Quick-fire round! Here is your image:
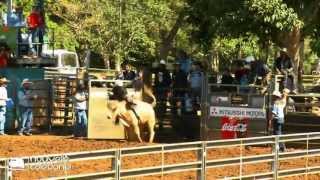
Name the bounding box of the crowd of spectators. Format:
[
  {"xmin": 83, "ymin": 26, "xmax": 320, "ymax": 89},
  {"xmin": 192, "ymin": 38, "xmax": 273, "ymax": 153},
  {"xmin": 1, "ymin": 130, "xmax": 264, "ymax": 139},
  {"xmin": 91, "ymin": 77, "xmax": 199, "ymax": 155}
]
[{"xmin": 220, "ymin": 48, "xmax": 297, "ymax": 94}]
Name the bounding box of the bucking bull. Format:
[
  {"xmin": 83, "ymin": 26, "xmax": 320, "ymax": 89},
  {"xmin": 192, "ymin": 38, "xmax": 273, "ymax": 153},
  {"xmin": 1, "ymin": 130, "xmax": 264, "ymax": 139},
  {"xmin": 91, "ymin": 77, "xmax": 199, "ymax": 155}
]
[{"xmin": 106, "ymin": 99, "xmax": 156, "ymax": 143}]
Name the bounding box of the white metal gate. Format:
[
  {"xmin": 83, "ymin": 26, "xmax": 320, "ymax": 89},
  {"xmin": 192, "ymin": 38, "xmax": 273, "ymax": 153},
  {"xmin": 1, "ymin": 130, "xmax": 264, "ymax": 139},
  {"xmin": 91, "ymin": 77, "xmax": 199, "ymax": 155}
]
[{"xmin": 1, "ymin": 132, "xmax": 320, "ymax": 179}]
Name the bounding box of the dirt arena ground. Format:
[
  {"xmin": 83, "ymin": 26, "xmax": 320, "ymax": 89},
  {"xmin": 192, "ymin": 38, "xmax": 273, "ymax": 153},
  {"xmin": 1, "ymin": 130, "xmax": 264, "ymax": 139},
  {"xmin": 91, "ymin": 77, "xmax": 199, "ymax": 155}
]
[{"xmin": 1, "ymin": 135, "xmax": 320, "ymax": 180}]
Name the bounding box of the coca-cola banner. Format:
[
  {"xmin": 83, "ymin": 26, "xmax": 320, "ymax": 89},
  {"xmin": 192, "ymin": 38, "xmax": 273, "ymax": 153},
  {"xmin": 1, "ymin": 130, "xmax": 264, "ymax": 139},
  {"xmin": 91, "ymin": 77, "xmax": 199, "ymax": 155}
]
[
  {"xmin": 210, "ymin": 106, "xmax": 266, "ymax": 119},
  {"xmin": 221, "ymin": 116, "xmax": 237, "ymax": 139},
  {"xmin": 221, "ymin": 116, "xmax": 249, "ymax": 139}
]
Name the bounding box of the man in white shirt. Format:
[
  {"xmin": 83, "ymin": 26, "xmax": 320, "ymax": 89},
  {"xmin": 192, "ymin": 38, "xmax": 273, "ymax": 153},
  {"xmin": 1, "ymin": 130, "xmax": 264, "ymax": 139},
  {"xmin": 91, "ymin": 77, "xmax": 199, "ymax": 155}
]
[
  {"xmin": 18, "ymin": 79, "xmax": 37, "ymax": 136},
  {"xmin": 0, "ymin": 77, "xmax": 9, "ymax": 135},
  {"xmin": 73, "ymin": 83, "xmax": 88, "ymax": 137}
]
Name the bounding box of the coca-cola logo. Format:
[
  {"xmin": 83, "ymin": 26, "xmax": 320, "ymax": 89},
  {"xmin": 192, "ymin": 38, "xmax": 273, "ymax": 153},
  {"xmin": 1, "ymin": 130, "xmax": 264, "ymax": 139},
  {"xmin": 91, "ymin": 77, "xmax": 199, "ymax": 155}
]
[
  {"xmin": 221, "ymin": 123, "xmax": 237, "ymax": 131},
  {"xmin": 221, "ymin": 123, "xmax": 247, "ymax": 132}
]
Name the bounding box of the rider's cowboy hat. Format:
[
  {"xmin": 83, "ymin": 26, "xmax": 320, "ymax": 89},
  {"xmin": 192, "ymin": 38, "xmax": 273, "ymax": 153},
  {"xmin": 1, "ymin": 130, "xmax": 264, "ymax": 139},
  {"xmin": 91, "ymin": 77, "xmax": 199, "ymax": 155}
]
[{"xmin": 0, "ymin": 77, "xmax": 10, "ymax": 83}]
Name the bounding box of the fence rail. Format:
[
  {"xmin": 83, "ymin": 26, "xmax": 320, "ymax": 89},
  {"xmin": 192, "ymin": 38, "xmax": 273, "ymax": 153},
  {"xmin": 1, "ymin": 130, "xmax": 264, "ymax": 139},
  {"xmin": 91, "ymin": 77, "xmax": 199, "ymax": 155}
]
[{"xmin": 2, "ymin": 132, "xmax": 320, "ymax": 180}]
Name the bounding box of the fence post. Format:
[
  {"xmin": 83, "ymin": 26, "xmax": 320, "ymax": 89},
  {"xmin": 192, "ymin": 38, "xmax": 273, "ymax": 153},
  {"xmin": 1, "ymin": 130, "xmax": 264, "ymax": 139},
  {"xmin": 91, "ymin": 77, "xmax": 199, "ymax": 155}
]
[
  {"xmin": 0, "ymin": 161, "xmax": 4, "ymax": 180},
  {"xmin": 305, "ymin": 134, "xmax": 310, "ymax": 179},
  {"xmin": 197, "ymin": 141, "xmax": 206, "ymax": 180},
  {"xmin": 239, "ymin": 140, "xmax": 243, "ymax": 179},
  {"xmin": 112, "ymin": 149, "xmax": 121, "ymax": 180},
  {"xmin": 200, "ymin": 75, "xmax": 208, "ymax": 141},
  {"xmin": 2, "ymin": 159, "xmax": 12, "ymax": 180},
  {"xmin": 272, "ymin": 135, "xmax": 279, "ymax": 180}
]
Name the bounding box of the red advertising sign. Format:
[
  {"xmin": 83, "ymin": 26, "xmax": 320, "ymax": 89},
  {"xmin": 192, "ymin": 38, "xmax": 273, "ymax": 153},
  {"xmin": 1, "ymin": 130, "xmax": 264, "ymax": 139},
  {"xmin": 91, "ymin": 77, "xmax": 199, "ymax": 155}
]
[{"xmin": 221, "ymin": 116, "xmax": 249, "ymax": 139}]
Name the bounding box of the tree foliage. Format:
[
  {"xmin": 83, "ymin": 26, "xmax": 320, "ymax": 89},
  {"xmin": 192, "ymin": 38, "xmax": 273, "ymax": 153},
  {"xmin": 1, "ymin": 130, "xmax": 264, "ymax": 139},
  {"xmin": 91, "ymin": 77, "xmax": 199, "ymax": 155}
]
[
  {"xmin": 45, "ymin": 0, "xmax": 188, "ymax": 67},
  {"xmin": 3, "ymin": 0, "xmax": 319, "ymax": 70}
]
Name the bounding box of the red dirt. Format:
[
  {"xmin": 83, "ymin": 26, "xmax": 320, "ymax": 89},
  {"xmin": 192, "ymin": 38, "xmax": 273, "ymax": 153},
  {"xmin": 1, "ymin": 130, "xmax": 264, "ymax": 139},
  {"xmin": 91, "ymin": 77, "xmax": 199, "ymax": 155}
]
[{"xmin": 0, "ymin": 135, "xmax": 320, "ymax": 180}]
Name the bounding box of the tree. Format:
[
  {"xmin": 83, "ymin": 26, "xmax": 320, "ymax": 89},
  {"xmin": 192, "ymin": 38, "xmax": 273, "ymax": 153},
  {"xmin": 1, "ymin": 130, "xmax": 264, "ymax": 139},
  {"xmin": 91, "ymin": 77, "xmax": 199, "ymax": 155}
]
[{"xmin": 187, "ymin": 0, "xmax": 320, "ymax": 79}]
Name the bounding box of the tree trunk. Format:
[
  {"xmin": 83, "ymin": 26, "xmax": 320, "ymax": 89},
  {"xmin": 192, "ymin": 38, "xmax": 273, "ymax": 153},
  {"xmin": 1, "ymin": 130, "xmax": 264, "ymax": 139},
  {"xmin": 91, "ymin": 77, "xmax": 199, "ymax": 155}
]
[
  {"xmin": 159, "ymin": 12, "xmax": 185, "ymax": 60},
  {"xmin": 281, "ymin": 27, "xmax": 303, "ymax": 91}
]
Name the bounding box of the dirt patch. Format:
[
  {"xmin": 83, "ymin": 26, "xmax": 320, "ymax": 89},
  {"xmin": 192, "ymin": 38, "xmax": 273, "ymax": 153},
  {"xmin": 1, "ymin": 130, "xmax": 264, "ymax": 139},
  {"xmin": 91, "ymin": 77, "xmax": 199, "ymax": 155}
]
[{"xmin": 1, "ymin": 135, "xmax": 320, "ymax": 179}]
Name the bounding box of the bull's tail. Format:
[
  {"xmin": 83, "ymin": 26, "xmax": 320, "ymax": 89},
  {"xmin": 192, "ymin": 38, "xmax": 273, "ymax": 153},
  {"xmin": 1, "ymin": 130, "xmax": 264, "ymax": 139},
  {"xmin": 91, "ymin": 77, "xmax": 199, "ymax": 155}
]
[{"xmin": 115, "ymin": 117, "xmax": 130, "ymax": 127}]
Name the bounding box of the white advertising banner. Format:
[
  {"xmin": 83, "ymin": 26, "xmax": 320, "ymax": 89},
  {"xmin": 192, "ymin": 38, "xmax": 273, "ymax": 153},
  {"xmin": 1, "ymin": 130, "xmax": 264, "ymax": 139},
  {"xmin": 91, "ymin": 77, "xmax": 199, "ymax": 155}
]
[{"xmin": 210, "ymin": 106, "xmax": 266, "ymax": 119}]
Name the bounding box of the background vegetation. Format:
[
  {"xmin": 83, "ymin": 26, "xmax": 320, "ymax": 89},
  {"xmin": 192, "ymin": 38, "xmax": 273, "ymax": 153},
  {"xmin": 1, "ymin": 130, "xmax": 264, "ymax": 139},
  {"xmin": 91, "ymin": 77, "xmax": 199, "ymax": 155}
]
[{"xmin": 1, "ymin": 0, "xmax": 319, "ymax": 72}]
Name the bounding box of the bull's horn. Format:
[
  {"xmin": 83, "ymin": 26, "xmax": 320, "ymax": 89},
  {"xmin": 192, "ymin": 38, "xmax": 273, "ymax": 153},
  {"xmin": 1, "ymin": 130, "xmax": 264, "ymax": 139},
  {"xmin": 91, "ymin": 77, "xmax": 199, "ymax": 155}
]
[{"xmin": 119, "ymin": 119, "xmax": 130, "ymax": 127}]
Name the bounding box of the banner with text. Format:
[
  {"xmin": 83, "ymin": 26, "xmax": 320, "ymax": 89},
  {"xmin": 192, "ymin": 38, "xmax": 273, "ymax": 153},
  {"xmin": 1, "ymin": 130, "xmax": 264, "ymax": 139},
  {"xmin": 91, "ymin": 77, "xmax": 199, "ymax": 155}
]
[{"xmin": 210, "ymin": 106, "xmax": 266, "ymax": 119}]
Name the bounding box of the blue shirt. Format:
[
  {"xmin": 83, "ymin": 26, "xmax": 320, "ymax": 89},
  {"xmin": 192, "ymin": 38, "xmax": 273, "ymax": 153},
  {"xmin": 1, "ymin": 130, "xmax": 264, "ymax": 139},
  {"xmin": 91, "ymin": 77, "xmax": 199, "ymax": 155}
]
[
  {"xmin": 189, "ymin": 70, "xmax": 203, "ymax": 89},
  {"xmin": 179, "ymin": 58, "xmax": 192, "ymax": 74},
  {"xmin": 4, "ymin": 12, "xmax": 26, "ymax": 27}
]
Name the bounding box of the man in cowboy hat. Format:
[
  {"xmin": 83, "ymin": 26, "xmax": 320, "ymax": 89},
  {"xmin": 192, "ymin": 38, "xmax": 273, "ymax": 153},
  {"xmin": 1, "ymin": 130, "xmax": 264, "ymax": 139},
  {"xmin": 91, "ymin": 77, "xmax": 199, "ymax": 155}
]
[
  {"xmin": 73, "ymin": 82, "xmax": 88, "ymax": 137},
  {"xmin": 270, "ymin": 90, "xmax": 286, "ymax": 152},
  {"xmin": 0, "ymin": 77, "xmax": 9, "ymax": 135},
  {"xmin": 17, "ymin": 79, "xmax": 37, "ymax": 136},
  {"xmin": 274, "ymin": 48, "xmax": 297, "ymax": 93}
]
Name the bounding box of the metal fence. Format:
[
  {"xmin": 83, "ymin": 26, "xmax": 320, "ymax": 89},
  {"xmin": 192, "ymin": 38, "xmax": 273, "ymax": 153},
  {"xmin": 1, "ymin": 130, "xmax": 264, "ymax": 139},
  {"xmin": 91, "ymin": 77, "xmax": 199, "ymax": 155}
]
[{"xmin": 1, "ymin": 132, "xmax": 320, "ymax": 179}]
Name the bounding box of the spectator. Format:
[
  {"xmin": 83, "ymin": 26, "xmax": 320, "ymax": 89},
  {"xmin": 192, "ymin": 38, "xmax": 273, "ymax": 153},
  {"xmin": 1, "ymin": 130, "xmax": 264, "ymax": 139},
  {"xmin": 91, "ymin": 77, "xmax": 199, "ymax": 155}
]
[
  {"xmin": 154, "ymin": 60, "xmax": 172, "ymax": 95},
  {"xmin": 18, "ymin": 79, "xmax": 37, "ymax": 136},
  {"xmin": 250, "ymin": 59, "xmax": 270, "ymax": 85},
  {"xmin": 172, "ymin": 62, "xmax": 188, "ymax": 99},
  {"xmin": 0, "ymin": 77, "xmax": 9, "ymax": 135},
  {"xmin": 274, "ymin": 48, "xmax": 297, "ymax": 93},
  {"xmin": 73, "ymin": 83, "xmax": 88, "ymax": 137},
  {"xmin": 116, "ymin": 64, "xmax": 136, "ymax": 80},
  {"xmin": 117, "ymin": 63, "xmax": 135, "ymax": 80},
  {"xmin": 5, "ymin": 5, "xmax": 25, "ymax": 27},
  {"xmin": 177, "ymin": 50, "xmax": 192, "ymax": 74},
  {"xmin": 188, "ymin": 61, "xmax": 204, "ymax": 103},
  {"xmin": 221, "ymin": 69, "xmax": 234, "ymax": 84},
  {"xmin": 171, "ymin": 62, "xmax": 188, "ymax": 114},
  {"xmin": 27, "ymin": 6, "xmax": 44, "ymax": 57},
  {"xmin": 221, "ymin": 69, "xmax": 235, "ymax": 92},
  {"xmin": 154, "ymin": 60, "xmax": 172, "ymax": 130},
  {"xmin": 234, "ymin": 63, "xmax": 248, "ymax": 84}
]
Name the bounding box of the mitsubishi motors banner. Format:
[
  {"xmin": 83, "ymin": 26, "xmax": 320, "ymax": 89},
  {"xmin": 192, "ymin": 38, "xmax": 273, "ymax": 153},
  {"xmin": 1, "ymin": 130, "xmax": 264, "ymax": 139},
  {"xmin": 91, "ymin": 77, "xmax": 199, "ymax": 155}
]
[
  {"xmin": 210, "ymin": 106, "xmax": 266, "ymax": 119},
  {"xmin": 208, "ymin": 106, "xmax": 266, "ymax": 139}
]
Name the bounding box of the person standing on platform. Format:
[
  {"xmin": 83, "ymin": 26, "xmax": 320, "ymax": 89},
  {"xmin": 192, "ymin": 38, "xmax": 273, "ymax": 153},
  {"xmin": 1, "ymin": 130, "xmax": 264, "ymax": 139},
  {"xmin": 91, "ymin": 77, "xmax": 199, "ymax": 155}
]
[
  {"xmin": 0, "ymin": 77, "xmax": 9, "ymax": 135},
  {"xmin": 274, "ymin": 48, "xmax": 297, "ymax": 93},
  {"xmin": 18, "ymin": 79, "xmax": 37, "ymax": 136},
  {"xmin": 117, "ymin": 63, "xmax": 136, "ymax": 80},
  {"xmin": 154, "ymin": 60, "xmax": 172, "ymax": 130},
  {"xmin": 188, "ymin": 61, "xmax": 204, "ymax": 104},
  {"xmin": 27, "ymin": 6, "xmax": 44, "ymax": 57}
]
